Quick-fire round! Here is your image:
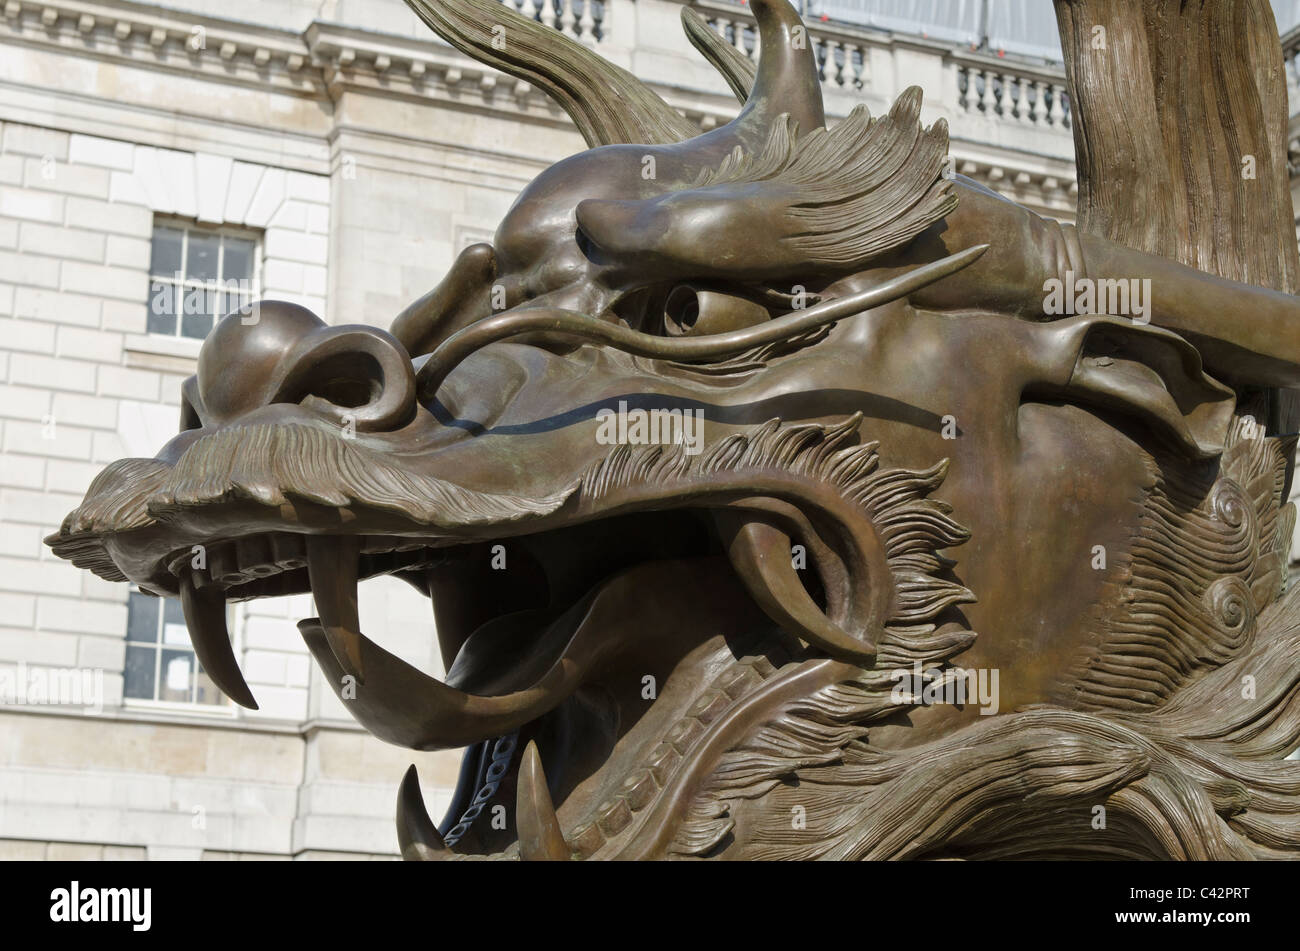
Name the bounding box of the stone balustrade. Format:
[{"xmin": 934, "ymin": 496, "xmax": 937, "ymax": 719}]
[
  {"xmin": 497, "ymin": 0, "xmax": 606, "ymax": 42},
  {"xmin": 952, "ymin": 57, "xmax": 1071, "ymax": 130},
  {"xmin": 552, "ymin": 0, "xmax": 1074, "ymax": 134},
  {"xmin": 693, "ymin": 5, "xmax": 873, "ymax": 95},
  {"xmin": 491, "ymin": 0, "xmax": 1072, "ymax": 134}
]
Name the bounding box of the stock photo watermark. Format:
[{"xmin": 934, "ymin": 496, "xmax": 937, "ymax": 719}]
[
  {"xmin": 1043, "ymin": 271, "xmax": 1152, "ymax": 324},
  {"xmin": 0, "ymin": 662, "xmax": 105, "ymax": 715},
  {"xmin": 50, "ymin": 882, "xmax": 151, "ymax": 932},
  {"xmin": 889, "ymin": 661, "xmax": 1000, "ymax": 716},
  {"xmin": 595, "ymin": 401, "xmax": 706, "ymax": 456}
]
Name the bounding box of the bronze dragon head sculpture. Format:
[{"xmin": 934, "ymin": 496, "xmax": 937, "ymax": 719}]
[{"xmin": 47, "ymin": 0, "xmax": 1300, "ymax": 859}]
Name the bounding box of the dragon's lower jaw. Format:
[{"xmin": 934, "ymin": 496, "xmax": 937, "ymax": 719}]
[
  {"xmin": 307, "ymin": 550, "xmax": 788, "ymax": 861},
  {"xmin": 164, "ymin": 503, "xmax": 795, "ymax": 860},
  {"xmin": 385, "ymin": 555, "xmax": 855, "ymax": 861}
]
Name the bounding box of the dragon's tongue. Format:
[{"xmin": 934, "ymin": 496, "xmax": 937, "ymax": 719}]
[
  {"xmin": 179, "ymin": 571, "xmax": 259, "ymax": 710},
  {"xmin": 306, "ymin": 535, "xmax": 365, "ymax": 682}
]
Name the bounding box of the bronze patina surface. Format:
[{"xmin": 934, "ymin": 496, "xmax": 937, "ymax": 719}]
[{"xmin": 47, "ymin": 0, "xmax": 1300, "ymax": 859}]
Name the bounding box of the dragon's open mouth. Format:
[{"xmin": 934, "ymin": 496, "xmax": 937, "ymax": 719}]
[
  {"xmin": 47, "ymin": 376, "xmax": 980, "ymax": 860},
  {"xmin": 54, "ymin": 467, "xmax": 816, "ymax": 859},
  {"xmin": 176, "ymin": 509, "xmax": 754, "ymax": 860}
]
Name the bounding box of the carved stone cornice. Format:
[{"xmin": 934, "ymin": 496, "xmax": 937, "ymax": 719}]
[
  {"xmin": 0, "ymin": 1, "xmax": 744, "ymax": 140},
  {"xmin": 0, "ymin": 0, "xmax": 1083, "ymax": 210},
  {"xmin": 0, "ymin": 0, "xmax": 326, "ymax": 96}
]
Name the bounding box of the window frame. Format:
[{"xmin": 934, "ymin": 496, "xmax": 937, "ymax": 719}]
[{"xmin": 145, "ymin": 217, "xmax": 263, "ymax": 343}]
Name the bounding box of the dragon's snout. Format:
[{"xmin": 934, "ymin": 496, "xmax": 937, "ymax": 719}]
[{"xmin": 185, "ymin": 300, "xmax": 418, "ymax": 435}]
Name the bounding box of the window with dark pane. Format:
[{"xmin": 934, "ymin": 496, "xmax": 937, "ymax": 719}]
[
  {"xmin": 123, "ymin": 590, "xmax": 230, "ymax": 706},
  {"xmin": 146, "ymin": 218, "xmax": 260, "ymax": 341}
]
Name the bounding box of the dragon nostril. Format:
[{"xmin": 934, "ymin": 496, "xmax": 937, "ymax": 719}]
[
  {"xmin": 314, "ymin": 378, "xmax": 379, "ymax": 409},
  {"xmin": 196, "ymin": 302, "xmax": 417, "ymax": 432},
  {"xmin": 194, "ymin": 301, "xmax": 329, "ymax": 426},
  {"xmin": 289, "ymin": 351, "xmax": 386, "ymax": 410},
  {"xmin": 271, "ymin": 326, "xmax": 418, "ymax": 433}
]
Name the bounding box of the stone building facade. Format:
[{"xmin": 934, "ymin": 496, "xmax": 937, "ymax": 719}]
[{"xmin": 0, "ymin": 0, "xmax": 1296, "ymax": 859}]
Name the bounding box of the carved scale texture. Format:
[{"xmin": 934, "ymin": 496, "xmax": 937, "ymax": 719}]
[{"xmin": 1055, "ymin": 410, "xmax": 1297, "ymax": 713}]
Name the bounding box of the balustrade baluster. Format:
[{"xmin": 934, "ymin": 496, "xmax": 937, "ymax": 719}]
[
  {"xmin": 1047, "ymin": 82, "xmax": 1062, "ymax": 127},
  {"xmin": 977, "ymin": 68, "xmax": 994, "ymax": 115},
  {"xmin": 1023, "ymin": 79, "xmax": 1041, "ymax": 124},
  {"xmin": 818, "ymin": 37, "xmax": 833, "ymax": 85},
  {"xmin": 851, "ymin": 43, "xmax": 866, "ymax": 90},
  {"xmin": 579, "ymin": 0, "xmax": 597, "ymax": 40},
  {"xmin": 732, "ymin": 18, "xmax": 748, "ymax": 56},
  {"xmin": 830, "ymin": 39, "xmax": 845, "ymax": 87}
]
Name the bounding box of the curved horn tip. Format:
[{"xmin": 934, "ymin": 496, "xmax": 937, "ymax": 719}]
[
  {"xmin": 681, "ymin": 5, "xmax": 707, "ymax": 26},
  {"xmin": 750, "ymin": 0, "xmax": 805, "ymax": 25},
  {"xmin": 750, "ymin": 0, "xmax": 817, "ymax": 56},
  {"xmin": 744, "ymin": 0, "xmax": 825, "ymax": 121}
]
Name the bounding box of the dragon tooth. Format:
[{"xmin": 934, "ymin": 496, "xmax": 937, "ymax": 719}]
[
  {"xmin": 306, "ymin": 535, "xmax": 365, "ymax": 682},
  {"xmin": 516, "ymin": 740, "xmax": 572, "ymax": 861},
  {"xmin": 179, "ymin": 571, "xmax": 259, "ymax": 710},
  {"xmin": 722, "ymin": 516, "xmax": 879, "ymax": 663},
  {"xmin": 396, "ymin": 764, "xmax": 452, "ymax": 861},
  {"xmin": 235, "ymin": 535, "xmax": 274, "ymax": 576},
  {"xmin": 207, "ymin": 542, "xmax": 240, "ymax": 585},
  {"xmin": 270, "ymin": 532, "xmax": 306, "ymax": 569}
]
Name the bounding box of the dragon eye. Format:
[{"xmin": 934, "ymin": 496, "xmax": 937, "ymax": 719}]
[
  {"xmin": 662, "ymin": 285, "xmax": 771, "ymax": 337},
  {"xmin": 663, "ymin": 285, "xmax": 701, "ymax": 337}
]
